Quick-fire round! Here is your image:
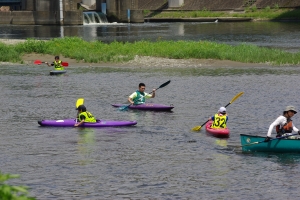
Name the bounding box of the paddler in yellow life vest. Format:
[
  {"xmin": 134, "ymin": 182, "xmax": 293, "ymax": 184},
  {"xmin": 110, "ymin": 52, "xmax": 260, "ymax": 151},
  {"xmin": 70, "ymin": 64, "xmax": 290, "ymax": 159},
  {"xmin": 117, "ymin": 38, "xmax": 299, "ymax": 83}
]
[
  {"xmin": 75, "ymin": 105, "xmax": 97, "ymax": 127},
  {"xmin": 210, "ymin": 107, "xmax": 228, "ymax": 129},
  {"xmin": 264, "ymin": 105, "xmax": 300, "ymax": 142},
  {"xmin": 128, "ymin": 83, "xmax": 156, "ymax": 105},
  {"xmin": 45, "ymin": 55, "xmax": 64, "ymax": 71}
]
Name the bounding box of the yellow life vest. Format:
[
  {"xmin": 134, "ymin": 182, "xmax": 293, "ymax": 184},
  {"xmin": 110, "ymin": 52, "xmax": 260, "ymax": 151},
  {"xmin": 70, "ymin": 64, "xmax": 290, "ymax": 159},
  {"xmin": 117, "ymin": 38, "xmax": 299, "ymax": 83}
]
[
  {"xmin": 54, "ymin": 60, "xmax": 64, "ymax": 70},
  {"xmin": 78, "ymin": 111, "xmax": 96, "ymax": 123},
  {"xmin": 211, "ymin": 113, "xmax": 227, "ymax": 128}
]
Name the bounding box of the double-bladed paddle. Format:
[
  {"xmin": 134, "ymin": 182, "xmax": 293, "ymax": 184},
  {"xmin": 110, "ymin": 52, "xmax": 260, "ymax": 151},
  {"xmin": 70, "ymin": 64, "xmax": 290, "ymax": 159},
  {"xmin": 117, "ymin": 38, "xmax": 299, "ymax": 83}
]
[
  {"xmin": 119, "ymin": 80, "xmax": 171, "ymax": 111},
  {"xmin": 34, "ymin": 59, "xmax": 69, "ymax": 67},
  {"xmin": 76, "ymin": 98, "xmax": 84, "ymax": 108},
  {"xmin": 191, "ymin": 91, "xmax": 244, "ymax": 131},
  {"xmin": 76, "ymin": 98, "xmax": 84, "ymax": 123}
]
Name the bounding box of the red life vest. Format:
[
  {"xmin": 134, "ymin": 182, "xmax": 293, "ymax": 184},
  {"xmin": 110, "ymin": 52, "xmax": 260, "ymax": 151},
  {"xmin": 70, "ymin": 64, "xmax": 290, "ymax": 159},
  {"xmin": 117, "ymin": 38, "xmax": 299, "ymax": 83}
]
[{"xmin": 276, "ymin": 118, "xmax": 293, "ymax": 134}]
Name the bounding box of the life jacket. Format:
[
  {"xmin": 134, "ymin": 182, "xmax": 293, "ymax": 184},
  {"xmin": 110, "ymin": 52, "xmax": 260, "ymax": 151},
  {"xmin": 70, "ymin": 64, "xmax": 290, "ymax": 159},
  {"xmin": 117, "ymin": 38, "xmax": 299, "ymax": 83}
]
[
  {"xmin": 78, "ymin": 111, "xmax": 96, "ymax": 123},
  {"xmin": 276, "ymin": 118, "xmax": 293, "ymax": 134},
  {"xmin": 54, "ymin": 60, "xmax": 64, "ymax": 70},
  {"xmin": 133, "ymin": 90, "xmax": 146, "ymax": 105},
  {"xmin": 211, "ymin": 113, "xmax": 227, "ymax": 128}
]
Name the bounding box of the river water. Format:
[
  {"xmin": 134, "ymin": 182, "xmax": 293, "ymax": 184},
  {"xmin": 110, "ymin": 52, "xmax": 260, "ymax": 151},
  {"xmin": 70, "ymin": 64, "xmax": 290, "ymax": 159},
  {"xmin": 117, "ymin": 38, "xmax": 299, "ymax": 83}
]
[
  {"xmin": 0, "ymin": 21, "xmax": 300, "ymax": 52},
  {"xmin": 1, "ymin": 22, "xmax": 300, "ymax": 199}
]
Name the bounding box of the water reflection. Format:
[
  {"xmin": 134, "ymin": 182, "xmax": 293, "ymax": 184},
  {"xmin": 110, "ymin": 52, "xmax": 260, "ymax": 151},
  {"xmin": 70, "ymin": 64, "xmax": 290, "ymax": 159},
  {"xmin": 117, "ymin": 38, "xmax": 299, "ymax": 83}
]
[
  {"xmin": 1, "ymin": 21, "xmax": 300, "ymax": 52},
  {"xmin": 76, "ymin": 128, "xmax": 96, "ymax": 165}
]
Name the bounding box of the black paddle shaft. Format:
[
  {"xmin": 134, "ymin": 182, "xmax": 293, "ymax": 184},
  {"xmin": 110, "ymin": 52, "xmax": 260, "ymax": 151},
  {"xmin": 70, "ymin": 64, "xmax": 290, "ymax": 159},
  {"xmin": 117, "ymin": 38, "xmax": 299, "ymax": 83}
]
[{"xmin": 149, "ymin": 80, "xmax": 171, "ymax": 94}]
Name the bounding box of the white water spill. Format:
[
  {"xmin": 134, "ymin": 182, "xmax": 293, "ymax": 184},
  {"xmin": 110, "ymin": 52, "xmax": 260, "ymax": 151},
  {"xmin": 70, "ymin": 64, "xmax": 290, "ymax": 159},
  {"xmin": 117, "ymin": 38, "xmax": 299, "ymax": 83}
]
[{"xmin": 83, "ymin": 11, "xmax": 109, "ymax": 24}]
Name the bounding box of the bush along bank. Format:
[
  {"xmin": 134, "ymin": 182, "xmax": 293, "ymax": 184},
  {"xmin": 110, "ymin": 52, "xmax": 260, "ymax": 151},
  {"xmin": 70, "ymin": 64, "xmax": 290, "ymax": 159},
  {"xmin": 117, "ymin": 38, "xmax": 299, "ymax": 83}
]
[{"xmin": 0, "ymin": 37, "xmax": 300, "ymax": 66}]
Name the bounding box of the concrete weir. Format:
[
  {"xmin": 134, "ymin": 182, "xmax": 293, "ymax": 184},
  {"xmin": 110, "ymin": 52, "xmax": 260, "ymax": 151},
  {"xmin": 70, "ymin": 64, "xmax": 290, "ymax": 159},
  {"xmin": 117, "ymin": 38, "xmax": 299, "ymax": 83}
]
[{"xmin": 0, "ymin": 0, "xmax": 144, "ymax": 25}]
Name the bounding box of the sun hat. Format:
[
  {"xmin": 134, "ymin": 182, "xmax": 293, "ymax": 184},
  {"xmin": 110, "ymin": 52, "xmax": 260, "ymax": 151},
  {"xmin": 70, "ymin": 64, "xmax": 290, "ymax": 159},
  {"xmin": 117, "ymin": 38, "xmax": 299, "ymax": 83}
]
[
  {"xmin": 285, "ymin": 105, "xmax": 297, "ymax": 114},
  {"xmin": 219, "ymin": 107, "xmax": 226, "ymax": 113}
]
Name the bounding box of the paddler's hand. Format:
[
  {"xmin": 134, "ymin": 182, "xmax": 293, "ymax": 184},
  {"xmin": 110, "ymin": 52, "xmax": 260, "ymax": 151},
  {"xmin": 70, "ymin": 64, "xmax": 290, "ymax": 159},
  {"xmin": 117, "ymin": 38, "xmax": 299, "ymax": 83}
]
[
  {"xmin": 264, "ymin": 136, "xmax": 271, "ymax": 142},
  {"xmin": 152, "ymin": 89, "xmax": 156, "ymax": 93}
]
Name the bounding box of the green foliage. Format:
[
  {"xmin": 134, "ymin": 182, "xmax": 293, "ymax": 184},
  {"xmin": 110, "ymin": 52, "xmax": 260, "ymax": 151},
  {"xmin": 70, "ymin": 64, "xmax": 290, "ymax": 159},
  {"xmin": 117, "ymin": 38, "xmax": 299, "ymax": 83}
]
[
  {"xmin": 0, "ymin": 43, "xmax": 22, "ymax": 62},
  {"xmin": 264, "ymin": 6, "xmax": 271, "ymax": 12},
  {"xmin": 143, "ymin": 10, "xmax": 150, "ymax": 15},
  {"xmin": 273, "ymin": 3, "xmax": 279, "ymax": 10},
  {"xmin": 147, "ymin": 8, "xmax": 299, "ymax": 19},
  {"xmin": 0, "ymin": 172, "xmax": 35, "ymax": 200},
  {"xmin": 0, "ymin": 37, "xmax": 300, "ymax": 65},
  {"xmin": 251, "ymin": 5, "xmax": 257, "ymax": 12}
]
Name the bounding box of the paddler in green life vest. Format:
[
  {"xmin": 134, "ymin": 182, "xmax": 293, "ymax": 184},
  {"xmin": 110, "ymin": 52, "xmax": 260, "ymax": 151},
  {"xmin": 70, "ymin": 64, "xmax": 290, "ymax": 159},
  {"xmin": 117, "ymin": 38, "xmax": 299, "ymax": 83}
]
[
  {"xmin": 209, "ymin": 107, "xmax": 228, "ymax": 129},
  {"xmin": 75, "ymin": 105, "xmax": 97, "ymax": 127},
  {"xmin": 128, "ymin": 83, "xmax": 156, "ymax": 105},
  {"xmin": 45, "ymin": 55, "xmax": 64, "ymax": 70}
]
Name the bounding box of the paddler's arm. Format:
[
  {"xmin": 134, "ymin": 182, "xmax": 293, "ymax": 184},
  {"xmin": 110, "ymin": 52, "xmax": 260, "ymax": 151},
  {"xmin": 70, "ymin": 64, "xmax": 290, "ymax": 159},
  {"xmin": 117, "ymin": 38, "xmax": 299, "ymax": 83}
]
[
  {"xmin": 128, "ymin": 92, "xmax": 136, "ymax": 105},
  {"xmin": 75, "ymin": 119, "xmax": 85, "ymax": 127},
  {"xmin": 150, "ymin": 89, "xmax": 156, "ymax": 98},
  {"xmin": 44, "ymin": 62, "xmax": 51, "ymax": 67},
  {"xmin": 128, "ymin": 97, "xmax": 134, "ymax": 105}
]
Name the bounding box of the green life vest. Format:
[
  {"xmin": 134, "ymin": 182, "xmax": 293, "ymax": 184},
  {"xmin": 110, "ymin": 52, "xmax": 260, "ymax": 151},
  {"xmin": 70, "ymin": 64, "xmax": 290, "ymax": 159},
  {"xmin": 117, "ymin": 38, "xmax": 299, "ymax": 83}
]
[
  {"xmin": 54, "ymin": 60, "xmax": 64, "ymax": 70},
  {"xmin": 133, "ymin": 90, "xmax": 146, "ymax": 105},
  {"xmin": 78, "ymin": 111, "xmax": 96, "ymax": 123},
  {"xmin": 211, "ymin": 114, "xmax": 227, "ymax": 128}
]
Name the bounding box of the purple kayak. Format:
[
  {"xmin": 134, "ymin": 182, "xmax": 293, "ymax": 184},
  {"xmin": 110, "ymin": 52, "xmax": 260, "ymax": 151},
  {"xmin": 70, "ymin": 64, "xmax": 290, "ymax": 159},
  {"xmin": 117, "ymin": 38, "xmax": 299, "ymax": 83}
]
[
  {"xmin": 112, "ymin": 103, "xmax": 174, "ymax": 111},
  {"xmin": 38, "ymin": 119, "xmax": 137, "ymax": 127}
]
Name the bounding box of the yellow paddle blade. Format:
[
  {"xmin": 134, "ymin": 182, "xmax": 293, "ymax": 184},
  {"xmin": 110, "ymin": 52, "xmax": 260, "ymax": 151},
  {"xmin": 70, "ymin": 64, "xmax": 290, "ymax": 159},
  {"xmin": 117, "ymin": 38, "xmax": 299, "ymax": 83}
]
[
  {"xmin": 76, "ymin": 98, "xmax": 84, "ymax": 108},
  {"xmin": 191, "ymin": 126, "xmax": 202, "ymax": 131},
  {"xmin": 230, "ymin": 92, "xmax": 244, "ymax": 104}
]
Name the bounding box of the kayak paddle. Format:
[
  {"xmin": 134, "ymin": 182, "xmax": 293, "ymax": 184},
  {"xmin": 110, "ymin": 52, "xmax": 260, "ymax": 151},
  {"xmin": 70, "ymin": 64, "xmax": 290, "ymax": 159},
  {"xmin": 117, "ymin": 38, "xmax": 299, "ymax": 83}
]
[
  {"xmin": 119, "ymin": 80, "xmax": 171, "ymax": 111},
  {"xmin": 34, "ymin": 60, "xmax": 69, "ymax": 67},
  {"xmin": 76, "ymin": 98, "xmax": 84, "ymax": 109},
  {"xmin": 75, "ymin": 98, "xmax": 84, "ymax": 123},
  {"xmin": 191, "ymin": 91, "xmax": 244, "ymax": 131}
]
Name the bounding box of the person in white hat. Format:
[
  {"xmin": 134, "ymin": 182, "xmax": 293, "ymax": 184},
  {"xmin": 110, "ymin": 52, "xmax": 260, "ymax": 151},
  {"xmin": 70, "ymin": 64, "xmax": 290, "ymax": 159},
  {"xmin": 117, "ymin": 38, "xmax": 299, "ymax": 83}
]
[
  {"xmin": 265, "ymin": 105, "xmax": 300, "ymax": 142},
  {"xmin": 209, "ymin": 107, "xmax": 228, "ymax": 129}
]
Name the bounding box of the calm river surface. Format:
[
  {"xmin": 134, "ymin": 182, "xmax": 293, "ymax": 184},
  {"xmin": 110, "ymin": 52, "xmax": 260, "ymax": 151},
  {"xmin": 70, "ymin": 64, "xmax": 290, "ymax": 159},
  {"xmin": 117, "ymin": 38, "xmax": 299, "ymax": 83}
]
[
  {"xmin": 0, "ymin": 21, "xmax": 300, "ymax": 52},
  {"xmin": 1, "ymin": 21, "xmax": 300, "ymax": 199},
  {"xmin": 1, "ymin": 65, "xmax": 300, "ymax": 199}
]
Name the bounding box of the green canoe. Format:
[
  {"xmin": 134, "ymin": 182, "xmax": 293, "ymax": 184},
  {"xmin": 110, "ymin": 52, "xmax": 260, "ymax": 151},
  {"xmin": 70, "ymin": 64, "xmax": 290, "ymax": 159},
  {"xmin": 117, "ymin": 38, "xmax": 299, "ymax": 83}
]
[{"xmin": 240, "ymin": 134, "xmax": 300, "ymax": 153}]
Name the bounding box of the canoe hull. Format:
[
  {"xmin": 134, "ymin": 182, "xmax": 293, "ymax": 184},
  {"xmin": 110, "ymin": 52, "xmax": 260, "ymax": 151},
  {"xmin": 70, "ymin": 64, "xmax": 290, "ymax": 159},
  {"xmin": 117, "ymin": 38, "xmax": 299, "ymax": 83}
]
[
  {"xmin": 112, "ymin": 103, "xmax": 174, "ymax": 111},
  {"xmin": 240, "ymin": 134, "xmax": 300, "ymax": 153},
  {"xmin": 38, "ymin": 119, "xmax": 137, "ymax": 127},
  {"xmin": 50, "ymin": 70, "xmax": 67, "ymax": 75},
  {"xmin": 205, "ymin": 121, "xmax": 230, "ymax": 138}
]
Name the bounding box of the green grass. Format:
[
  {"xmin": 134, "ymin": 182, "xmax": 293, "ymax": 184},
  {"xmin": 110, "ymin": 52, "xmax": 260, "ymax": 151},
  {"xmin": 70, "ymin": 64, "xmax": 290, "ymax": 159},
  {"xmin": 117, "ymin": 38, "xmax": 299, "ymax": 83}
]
[
  {"xmin": 146, "ymin": 8, "xmax": 300, "ymax": 20},
  {"xmin": 0, "ymin": 172, "xmax": 35, "ymax": 200},
  {"xmin": 1, "ymin": 37, "xmax": 300, "ymax": 66}
]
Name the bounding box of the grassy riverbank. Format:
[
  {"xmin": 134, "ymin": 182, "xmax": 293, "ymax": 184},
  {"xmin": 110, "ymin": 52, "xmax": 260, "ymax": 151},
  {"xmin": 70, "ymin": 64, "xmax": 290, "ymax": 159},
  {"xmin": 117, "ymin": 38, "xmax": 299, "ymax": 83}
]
[
  {"xmin": 0, "ymin": 37, "xmax": 299, "ymax": 66},
  {"xmin": 145, "ymin": 8, "xmax": 300, "ymax": 20}
]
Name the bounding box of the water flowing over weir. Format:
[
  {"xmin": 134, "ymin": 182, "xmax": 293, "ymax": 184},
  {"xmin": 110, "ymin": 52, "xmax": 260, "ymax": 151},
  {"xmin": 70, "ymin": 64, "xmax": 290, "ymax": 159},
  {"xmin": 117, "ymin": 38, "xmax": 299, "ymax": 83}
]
[{"xmin": 83, "ymin": 12, "xmax": 108, "ymax": 24}]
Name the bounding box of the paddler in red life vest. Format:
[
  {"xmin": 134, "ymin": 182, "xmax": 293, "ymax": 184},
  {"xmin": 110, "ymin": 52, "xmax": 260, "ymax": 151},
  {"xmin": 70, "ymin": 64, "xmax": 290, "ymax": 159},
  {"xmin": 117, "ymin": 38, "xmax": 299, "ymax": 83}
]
[
  {"xmin": 45, "ymin": 55, "xmax": 64, "ymax": 71},
  {"xmin": 209, "ymin": 107, "xmax": 228, "ymax": 129},
  {"xmin": 74, "ymin": 105, "xmax": 97, "ymax": 127},
  {"xmin": 128, "ymin": 83, "xmax": 156, "ymax": 105},
  {"xmin": 265, "ymin": 105, "xmax": 300, "ymax": 142}
]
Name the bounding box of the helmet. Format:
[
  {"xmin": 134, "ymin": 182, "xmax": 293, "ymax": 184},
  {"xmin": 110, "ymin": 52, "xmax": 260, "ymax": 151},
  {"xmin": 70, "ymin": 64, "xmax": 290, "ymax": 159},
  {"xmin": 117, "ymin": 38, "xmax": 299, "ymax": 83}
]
[
  {"xmin": 76, "ymin": 105, "xmax": 86, "ymax": 111},
  {"xmin": 218, "ymin": 107, "xmax": 226, "ymax": 114},
  {"xmin": 285, "ymin": 105, "xmax": 297, "ymax": 114}
]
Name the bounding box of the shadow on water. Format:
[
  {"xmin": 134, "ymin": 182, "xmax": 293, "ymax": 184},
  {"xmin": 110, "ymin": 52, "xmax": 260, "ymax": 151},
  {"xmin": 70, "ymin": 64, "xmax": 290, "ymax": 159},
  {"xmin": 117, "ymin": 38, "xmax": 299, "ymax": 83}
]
[
  {"xmin": 241, "ymin": 151, "xmax": 300, "ymax": 165},
  {"xmin": 272, "ymin": 8, "xmax": 300, "ymax": 21}
]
